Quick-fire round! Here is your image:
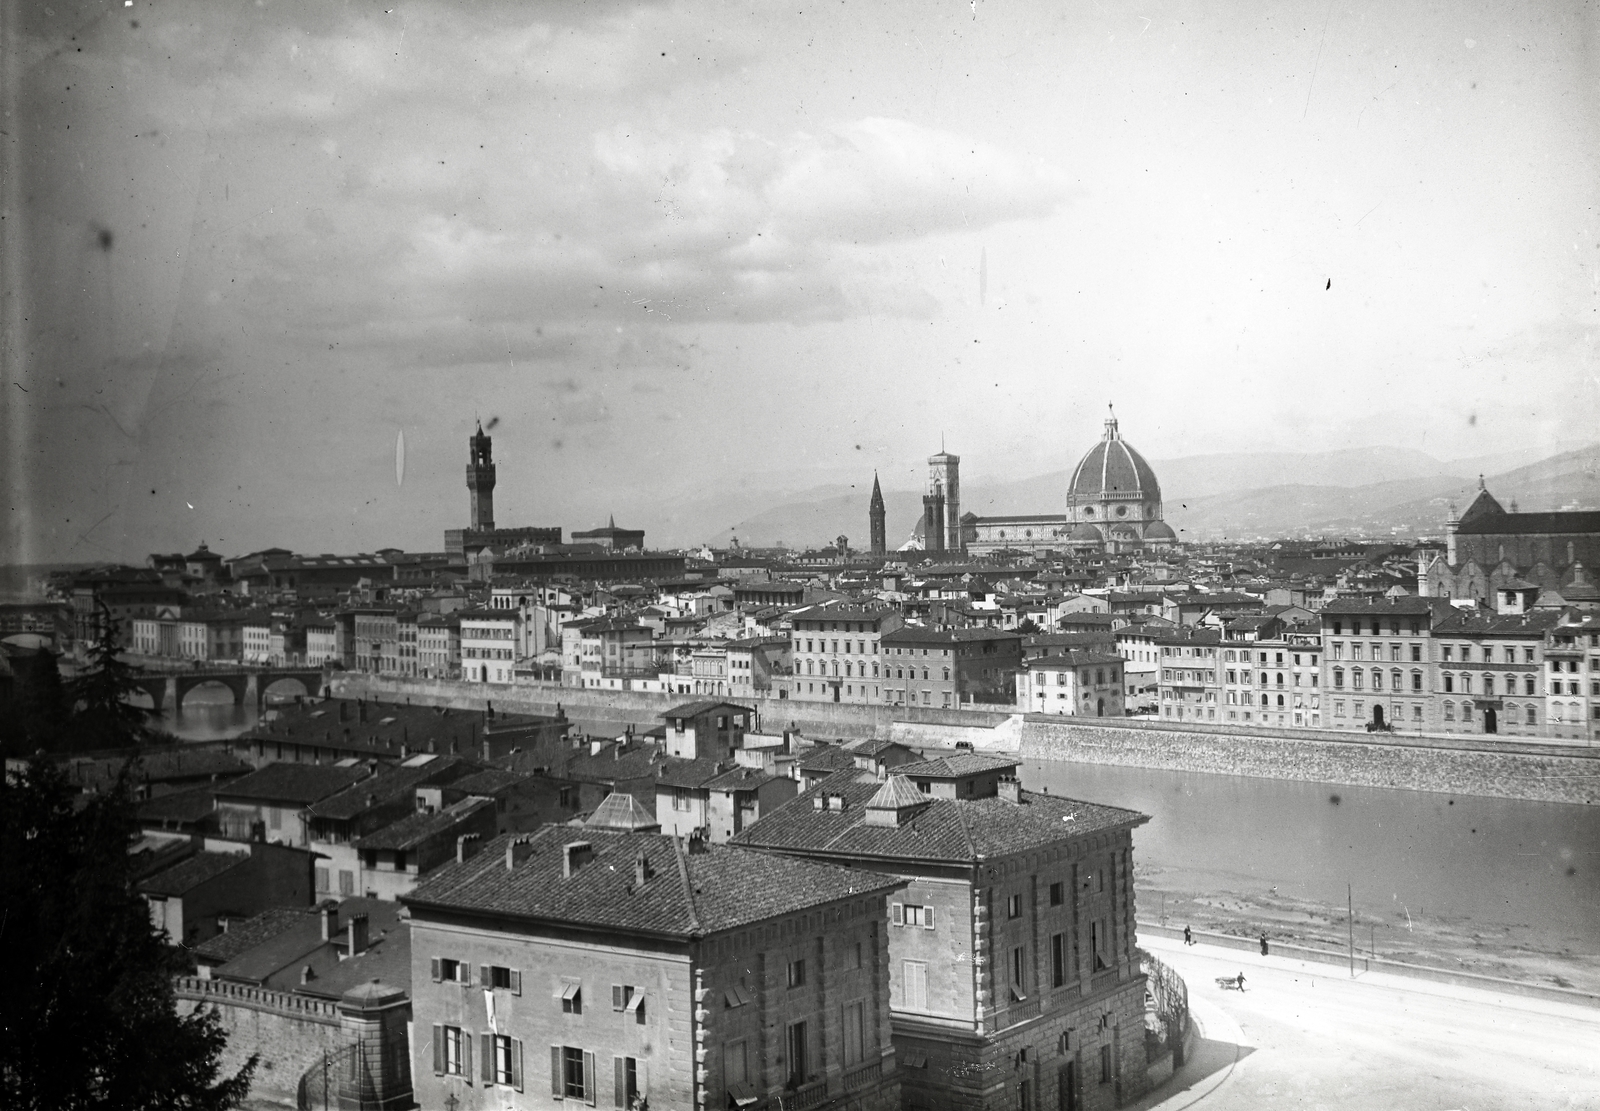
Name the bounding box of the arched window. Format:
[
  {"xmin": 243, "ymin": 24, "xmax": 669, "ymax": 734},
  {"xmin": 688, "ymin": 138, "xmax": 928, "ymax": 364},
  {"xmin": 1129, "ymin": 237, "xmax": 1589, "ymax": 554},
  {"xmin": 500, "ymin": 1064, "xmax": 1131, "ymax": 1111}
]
[
  {"xmin": 1260, "ymin": 693, "xmax": 1269, "ymax": 707},
  {"xmin": 1276, "ymin": 694, "xmax": 1285, "ymax": 707}
]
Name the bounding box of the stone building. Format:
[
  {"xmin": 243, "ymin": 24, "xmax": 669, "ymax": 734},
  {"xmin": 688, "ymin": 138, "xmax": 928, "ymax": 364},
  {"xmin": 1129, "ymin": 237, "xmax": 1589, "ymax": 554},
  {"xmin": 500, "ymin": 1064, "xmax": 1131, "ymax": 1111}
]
[
  {"xmin": 734, "ymin": 757, "xmax": 1154, "ymax": 1111},
  {"xmin": 1015, "ymin": 651, "xmax": 1125, "ymax": 717},
  {"xmin": 1421, "ymin": 480, "xmax": 1600, "ymax": 604},
  {"xmin": 880, "ymin": 627, "xmax": 1024, "ymax": 709},
  {"xmin": 404, "ymin": 824, "xmax": 905, "ymax": 1111},
  {"xmin": 786, "ymin": 604, "xmax": 905, "ymax": 704}
]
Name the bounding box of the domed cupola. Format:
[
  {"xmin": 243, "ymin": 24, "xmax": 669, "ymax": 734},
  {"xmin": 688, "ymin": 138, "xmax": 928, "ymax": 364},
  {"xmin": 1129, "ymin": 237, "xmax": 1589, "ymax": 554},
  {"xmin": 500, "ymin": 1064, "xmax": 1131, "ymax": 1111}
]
[{"xmin": 1065, "ymin": 406, "xmax": 1171, "ymax": 551}]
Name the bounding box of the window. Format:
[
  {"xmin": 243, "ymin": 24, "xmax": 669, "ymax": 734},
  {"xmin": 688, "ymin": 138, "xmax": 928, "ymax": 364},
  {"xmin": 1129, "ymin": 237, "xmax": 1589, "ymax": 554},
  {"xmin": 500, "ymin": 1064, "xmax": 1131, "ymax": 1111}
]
[
  {"xmin": 339, "ymin": 870, "xmax": 355, "ymax": 896},
  {"xmin": 893, "ymin": 903, "xmax": 934, "ymax": 928},
  {"xmin": 489, "ymin": 1033, "xmax": 523, "ymax": 1089},
  {"xmin": 787, "ymin": 959, "xmax": 806, "ymax": 989},
  {"xmin": 1099, "ymin": 1044, "xmax": 1112, "ymax": 1084},
  {"xmin": 1049, "ymin": 881, "xmax": 1064, "ymax": 906},
  {"xmin": 1011, "ymin": 944, "xmax": 1027, "ymax": 996},
  {"xmin": 1091, "ymin": 920, "xmax": 1109, "ymax": 971},
  {"xmin": 561, "ymin": 981, "xmax": 583, "ymax": 1014},
  {"xmin": 786, "ymin": 1021, "xmax": 809, "ymax": 1087},
  {"xmin": 1007, "ymin": 893, "xmax": 1022, "ymax": 918},
  {"xmin": 612, "ymin": 985, "xmax": 634, "ymax": 1011},
  {"xmin": 1051, "ymin": 933, "xmax": 1066, "ymax": 987},
  {"xmin": 554, "ymin": 1045, "xmax": 594, "ymax": 1103},
  {"xmin": 1019, "ymin": 1077, "xmax": 1033, "ymax": 1111},
  {"xmin": 434, "ymin": 1024, "xmax": 467, "ymax": 1076},
  {"xmin": 842, "ymin": 1001, "xmax": 866, "ymax": 1067},
  {"xmin": 433, "ymin": 957, "xmax": 471, "ymax": 984},
  {"xmin": 903, "ymin": 960, "xmax": 928, "ymax": 1010},
  {"xmin": 1411, "ymin": 671, "xmax": 1422, "ymax": 692},
  {"xmin": 315, "ymin": 866, "xmax": 330, "ymax": 893},
  {"xmin": 486, "ymin": 965, "xmax": 521, "ymax": 993}
]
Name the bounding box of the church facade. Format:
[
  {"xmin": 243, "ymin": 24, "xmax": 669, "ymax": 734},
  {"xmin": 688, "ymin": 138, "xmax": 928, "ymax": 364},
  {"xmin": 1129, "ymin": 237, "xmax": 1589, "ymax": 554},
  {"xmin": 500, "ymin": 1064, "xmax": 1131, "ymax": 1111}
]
[{"xmin": 1420, "ymin": 480, "xmax": 1600, "ymax": 606}]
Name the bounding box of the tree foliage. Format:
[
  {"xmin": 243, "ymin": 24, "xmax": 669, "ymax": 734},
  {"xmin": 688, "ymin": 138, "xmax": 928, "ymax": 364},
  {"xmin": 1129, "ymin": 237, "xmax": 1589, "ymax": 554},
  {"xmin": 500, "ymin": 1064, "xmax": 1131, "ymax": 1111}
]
[
  {"xmin": 65, "ymin": 604, "xmax": 154, "ymax": 752},
  {"xmin": 0, "ymin": 648, "xmax": 72, "ymax": 758},
  {"xmin": 0, "ymin": 760, "xmax": 257, "ymax": 1110}
]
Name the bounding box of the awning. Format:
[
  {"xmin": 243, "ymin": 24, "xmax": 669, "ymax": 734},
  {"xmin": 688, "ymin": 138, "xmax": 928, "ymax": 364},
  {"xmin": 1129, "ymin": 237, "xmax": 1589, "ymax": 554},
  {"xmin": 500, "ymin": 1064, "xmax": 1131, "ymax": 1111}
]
[
  {"xmin": 625, "ymin": 992, "xmax": 645, "ymax": 1013},
  {"xmin": 727, "ymin": 1082, "xmax": 760, "ymax": 1107},
  {"xmin": 560, "ymin": 982, "xmax": 582, "ymax": 1002},
  {"xmin": 902, "ymin": 1052, "xmax": 927, "ymax": 1069}
]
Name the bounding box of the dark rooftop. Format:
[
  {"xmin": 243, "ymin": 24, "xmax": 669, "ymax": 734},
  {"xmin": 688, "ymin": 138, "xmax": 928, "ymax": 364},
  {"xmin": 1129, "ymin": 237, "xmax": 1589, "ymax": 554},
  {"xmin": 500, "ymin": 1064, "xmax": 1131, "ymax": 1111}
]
[
  {"xmin": 214, "ymin": 762, "xmax": 372, "ymax": 804},
  {"xmin": 403, "ymin": 827, "xmax": 903, "ymax": 938},
  {"xmin": 138, "ymin": 850, "xmax": 247, "ymax": 896},
  {"xmin": 353, "ymin": 797, "xmax": 495, "ymax": 852}
]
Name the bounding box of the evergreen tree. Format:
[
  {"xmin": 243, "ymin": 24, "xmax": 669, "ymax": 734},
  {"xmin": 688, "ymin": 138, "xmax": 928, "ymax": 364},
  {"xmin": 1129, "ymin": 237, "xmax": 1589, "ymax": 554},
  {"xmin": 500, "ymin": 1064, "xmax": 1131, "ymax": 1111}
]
[
  {"xmin": 66, "ymin": 603, "xmax": 152, "ymax": 752},
  {"xmin": 0, "ymin": 649, "xmax": 71, "ymax": 757},
  {"xmin": 0, "ymin": 759, "xmax": 257, "ymax": 1109}
]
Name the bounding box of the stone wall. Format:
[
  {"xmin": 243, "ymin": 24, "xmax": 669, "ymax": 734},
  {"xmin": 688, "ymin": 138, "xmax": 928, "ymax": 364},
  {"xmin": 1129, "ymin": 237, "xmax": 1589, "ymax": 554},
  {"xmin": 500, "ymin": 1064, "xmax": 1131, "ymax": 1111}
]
[
  {"xmin": 175, "ymin": 978, "xmax": 345, "ymax": 1105},
  {"xmin": 1021, "ymin": 719, "xmax": 1600, "ymax": 804}
]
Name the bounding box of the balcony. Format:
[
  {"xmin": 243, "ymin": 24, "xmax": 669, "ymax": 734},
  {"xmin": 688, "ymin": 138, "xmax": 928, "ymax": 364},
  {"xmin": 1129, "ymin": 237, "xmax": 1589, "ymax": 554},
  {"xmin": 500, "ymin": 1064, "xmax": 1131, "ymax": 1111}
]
[
  {"xmin": 842, "ymin": 1060, "xmax": 882, "ymax": 1091},
  {"xmin": 787, "ymin": 1081, "xmax": 829, "ymax": 1110}
]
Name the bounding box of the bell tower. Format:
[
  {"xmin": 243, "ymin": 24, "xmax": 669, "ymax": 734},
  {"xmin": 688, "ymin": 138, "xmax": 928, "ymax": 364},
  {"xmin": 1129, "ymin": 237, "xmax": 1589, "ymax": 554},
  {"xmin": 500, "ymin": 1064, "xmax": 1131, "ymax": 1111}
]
[
  {"xmin": 467, "ymin": 423, "xmax": 496, "ymax": 531},
  {"xmin": 869, "ymin": 473, "xmax": 887, "ymax": 558}
]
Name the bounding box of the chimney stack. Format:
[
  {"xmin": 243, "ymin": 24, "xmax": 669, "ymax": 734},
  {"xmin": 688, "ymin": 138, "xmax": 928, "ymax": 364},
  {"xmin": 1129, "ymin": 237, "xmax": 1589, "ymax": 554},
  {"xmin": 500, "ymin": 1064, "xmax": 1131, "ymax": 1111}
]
[
  {"xmin": 563, "ymin": 841, "xmax": 594, "ymax": 878},
  {"xmin": 347, "ymin": 913, "xmax": 369, "ymax": 957},
  {"xmin": 634, "ymin": 850, "xmax": 653, "ymax": 887},
  {"xmin": 998, "ymin": 776, "xmax": 1022, "ymax": 803},
  {"xmin": 321, "ymin": 905, "xmax": 339, "ymax": 941},
  {"xmin": 301, "ymin": 965, "xmax": 315, "ymax": 985},
  {"xmin": 457, "ymin": 833, "xmax": 481, "ymax": 863},
  {"xmin": 506, "ymin": 837, "xmax": 535, "ymax": 871}
]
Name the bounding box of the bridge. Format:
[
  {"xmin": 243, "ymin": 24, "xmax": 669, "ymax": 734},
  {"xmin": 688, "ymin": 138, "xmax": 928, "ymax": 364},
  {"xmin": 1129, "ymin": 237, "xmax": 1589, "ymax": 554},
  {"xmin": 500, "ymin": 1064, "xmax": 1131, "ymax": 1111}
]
[{"xmin": 129, "ymin": 667, "xmax": 328, "ymax": 712}]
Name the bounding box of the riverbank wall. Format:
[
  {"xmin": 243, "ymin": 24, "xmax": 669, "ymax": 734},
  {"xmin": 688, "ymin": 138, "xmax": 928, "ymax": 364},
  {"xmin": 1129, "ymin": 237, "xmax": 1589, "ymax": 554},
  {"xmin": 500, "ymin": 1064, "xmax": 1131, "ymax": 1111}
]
[
  {"xmin": 327, "ymin": 675, "xmax": 1598, "ymax": 805},
  {"xmin": 1022, "ymin": 718, "xmax": 1598, "ymax": 805}
]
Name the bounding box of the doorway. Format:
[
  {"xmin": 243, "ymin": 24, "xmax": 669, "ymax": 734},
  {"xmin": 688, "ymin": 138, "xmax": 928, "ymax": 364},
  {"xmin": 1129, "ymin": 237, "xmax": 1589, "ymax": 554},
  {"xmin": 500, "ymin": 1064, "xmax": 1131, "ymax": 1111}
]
[
  {"xmin": 1372, "ymin": 704, "xmax": 1386, "ymax": 729},
  {"xmin": 1484, "ymin": 707, "xmax": 1498, "ymax": 734},
  {"xmin": 1058, "ymin": 1061, "xmax": 1077, "ymax": 1111}
]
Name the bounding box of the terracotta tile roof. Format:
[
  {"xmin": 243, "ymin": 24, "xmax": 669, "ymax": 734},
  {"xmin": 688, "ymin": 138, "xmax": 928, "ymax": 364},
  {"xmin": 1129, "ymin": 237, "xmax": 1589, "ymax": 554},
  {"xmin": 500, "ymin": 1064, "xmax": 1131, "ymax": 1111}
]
[
  {"xmin": 215, "ymin": 762, "xmax": 373, "ymax": 805},
  {"xmin": 1021, "ymin": 651, "xmax": 1124, "ymax": 669},
  {"xmin": 137, "ymin": 850, "xmax": 248, "ymax": 896},
  {"xmin": 135, "ymin": 784, "xmax": 219, "ymax": 825},
  {"xmin": 403, "ymin": 828, "xmax": 903, "ymax": 938},
  {"xmin": 894, "ymin": 753, "xmax": 1021, "ymax": 778},
  {"xmin": 795, "ymin": 746, "xmax": 855, "ymax": 773},
  {"xmin": 448, "ymin": 768, "xmax": 528, "ymax": 795},
  {"xmin": 353, "ymin": 797, "xmax": 494, "ymax": 852},
  {"xmin": 653, "ymin": 757, "xmax": 733, "ymax": 790},
  {"xmin": 661, "ymin": 700, "xmax": 754, "ymax": 719},
  {"xmin": 193, "ymin": 906, "xmax": 309, "ymax": 964},
  {"xmin": 307, "ymin": 756, "xmax": 474, "ymax": 819},
  {"xmin": 701, "ymin": 766, "xmax": 781, "ymax": 792},
  {"xmin": 296, "ymin": 922, "xmax": 411, "ymax": 1001},
  {"xmin": 733, "ymin": 772, "xmax": 1149, "ymax": 865},
  {"xmin": 562, "ymin": 744, "xmax": 665, "ymax": 783}
]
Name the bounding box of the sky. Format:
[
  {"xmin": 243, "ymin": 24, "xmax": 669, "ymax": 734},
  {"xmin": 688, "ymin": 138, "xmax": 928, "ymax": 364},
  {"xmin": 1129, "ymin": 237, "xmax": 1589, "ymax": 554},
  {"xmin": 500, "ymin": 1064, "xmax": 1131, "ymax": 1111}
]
[{"xmin": 3, "ymin": 0, "xmax": 1597, "ymax": 562}]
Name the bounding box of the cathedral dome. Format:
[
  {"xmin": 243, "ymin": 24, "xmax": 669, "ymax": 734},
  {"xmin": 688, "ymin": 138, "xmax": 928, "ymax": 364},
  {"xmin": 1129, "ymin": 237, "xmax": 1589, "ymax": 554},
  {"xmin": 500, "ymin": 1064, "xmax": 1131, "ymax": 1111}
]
[
  {"xmin": 1068, "ymin": 414, "xmax": 1161, "ymax": 505},
  {"xmin": 1069, "ymin": 522, "xmax": 1104, "ymax": 543},
  {"xmin": 1143, "ymin": 520, "xmax": 1178, "ymax": 542}
]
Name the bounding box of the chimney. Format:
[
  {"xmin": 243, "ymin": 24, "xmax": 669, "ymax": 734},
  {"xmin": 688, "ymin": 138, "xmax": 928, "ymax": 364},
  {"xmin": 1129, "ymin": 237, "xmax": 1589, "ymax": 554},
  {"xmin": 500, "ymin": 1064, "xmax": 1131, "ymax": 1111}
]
[
  {"xmin": 634, "ymin": 850, "xmax": 653, "ymax": 887},
  {"xmin": 998, "ymin": 776, "xmax": 1022, "ymax": 803},
  {"xmin": 301, "ymin": 965, "xmax": 315, "ymax": 985},
  {"xmin": 813, "ymin": 794, "xmax": 826, "ymax": 810},
  {"xmin": 687, "ymin": 830, "xmax": 708, "ymax": 855},
  {"xmin": 591, "ymin": 739, "xmax": 604, "ymax": 757},
  {"xmin": 321, "ymin": 905, "xmax": 339, "ymax": 941},
  {"xmin": 347, "ymin": 913, "xmax": 369, "ymax": 957},
  {"xmin": 828, "ymin": 795, "xmax": 846, "ymax": 811},
  {"xmin": 563, "ymin": 841, "xmax": 594, "ymax": 878},
  {"xmin": 506, "ymin": 836, "xmax": 536, "ymax": 870},
  {"xmin": 400, "ymin": 744, "xmax": 408, "ymax": 759},
  {"xmin": 457, "ymin": 833, "xmax": 481, "ymax": 864}
]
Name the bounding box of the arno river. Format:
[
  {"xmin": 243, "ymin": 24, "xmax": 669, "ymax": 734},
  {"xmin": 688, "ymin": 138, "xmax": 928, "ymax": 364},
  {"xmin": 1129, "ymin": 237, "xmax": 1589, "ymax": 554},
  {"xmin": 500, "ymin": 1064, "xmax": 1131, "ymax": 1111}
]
[{"xmin": 159, "ymin": 689, "xmax": 1598, "ymax": 957}]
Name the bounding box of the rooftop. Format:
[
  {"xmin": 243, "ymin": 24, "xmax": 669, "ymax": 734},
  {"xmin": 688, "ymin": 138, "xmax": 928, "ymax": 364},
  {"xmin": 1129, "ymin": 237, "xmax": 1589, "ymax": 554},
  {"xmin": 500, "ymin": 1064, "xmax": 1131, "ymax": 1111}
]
[
  {"xmin": 353, "ymin": 797, "xmax": 495, "ymax": 852},
  {"xmin": 734, "ymin": 771, "xmax": 1148, "ymax": 865},
  {"xmin": 893, "ymin": 753, "xmax": 1021, "ymax": 778},
  {"xmin": 403, "ymin": 827, "xmax": 903, "ymax": 938},
  {"xmin": 137, "ymin": 849, "xmax": 247, "ymax": 896},
  {"xmin": 214, "ymin": 762, "xmax": 372, "ymax": 805}
]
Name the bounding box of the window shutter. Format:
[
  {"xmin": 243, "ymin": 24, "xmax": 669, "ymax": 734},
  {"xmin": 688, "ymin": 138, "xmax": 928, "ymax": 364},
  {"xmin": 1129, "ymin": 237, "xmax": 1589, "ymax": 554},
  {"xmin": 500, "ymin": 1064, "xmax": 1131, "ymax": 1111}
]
[
  {"xmin": 891, "ymin": 902, "xmax": 903, "ymax": 926},
  {"xmin": 584, "ymin": 1051, "xmax": 598, "ymax": 1106},
  {"xmin": 431, "ymin": 958, "xmax": 442, "ymax": 983},
  {"xmin": 511, "ymin": 968, "xmax": 522, "ymax": 996},
  {"xmin": 480, "ymin": 965, "xmax": 491, "ymax": 988},
  {"xmin": 614, "ymin": 1056, "xmax": 625, "ymax": 1108},
  {"xmin": 432, "ymin": 1025, "xmax": 444, "ymax": 1075},
  {"xmin": 512, "ymin": 1039, "xmax": 524, "ymax": 1092},
  {"xmin": 612, "ymin": 984, "xmax": 624, "ymax": 1011},
  {"xmin": 460, "ymin": 960, "xmax": 473, "ymax": 985},
  {"xmin": 481, "ymin": 1034, "xmax": 494, "ymax": 1084},
  {"xmin": 463, "ymin": 1030, "xmax": 473, "ymax": 1084},
  {"xmin": 924, "ymin": 906, "xmax": 935, "ymax": 930},
  {"xmin": 552, "ymin": 1046, "xmax": 564, "ymax": 1097}
]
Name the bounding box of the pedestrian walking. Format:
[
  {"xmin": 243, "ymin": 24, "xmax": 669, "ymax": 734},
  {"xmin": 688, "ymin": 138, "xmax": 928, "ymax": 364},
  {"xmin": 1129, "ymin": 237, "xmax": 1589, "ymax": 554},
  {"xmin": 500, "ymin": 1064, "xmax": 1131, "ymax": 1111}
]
[
  {"xmin": 1260, "ymin": 933, "xmax": 1269, "ymax": 957},
  {"xmin": 1183, "ymin": 925, "xmax": 1193, "ymax": 946},
  {"xmin": 1236, "ymin": 972, "xmax": 1246, "ymax": 991}
]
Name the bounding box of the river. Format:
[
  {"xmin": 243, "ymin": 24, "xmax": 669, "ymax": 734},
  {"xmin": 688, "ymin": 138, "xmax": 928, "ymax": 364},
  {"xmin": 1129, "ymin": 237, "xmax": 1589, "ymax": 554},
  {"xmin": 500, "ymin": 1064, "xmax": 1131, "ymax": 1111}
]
[{"xmin": 1022, "ymin": 758, "xmax": 1600, "ymax": 958}]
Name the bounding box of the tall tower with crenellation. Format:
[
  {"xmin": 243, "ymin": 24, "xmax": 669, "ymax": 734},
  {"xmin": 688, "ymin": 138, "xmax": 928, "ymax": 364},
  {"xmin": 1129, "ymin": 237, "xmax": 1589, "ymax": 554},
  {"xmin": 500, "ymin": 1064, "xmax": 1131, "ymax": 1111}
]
[
  {"xmin": 928, "ymin": 444, "xmax": 961, "ymax": 555},
  {"xmin": 869, "ymin": 472, "xmax": 887, "ymax": 558},
  {"xmin": 467, "ymin": 422, "xmax": 496, "ymax": 531}
]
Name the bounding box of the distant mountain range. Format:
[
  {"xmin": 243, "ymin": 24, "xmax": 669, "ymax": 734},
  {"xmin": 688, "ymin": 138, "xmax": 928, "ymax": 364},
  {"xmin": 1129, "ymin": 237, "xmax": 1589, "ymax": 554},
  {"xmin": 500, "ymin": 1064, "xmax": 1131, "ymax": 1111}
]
[{"xmin": 693, "ymin": 441, "xmax": 1600, "ymax": 549}]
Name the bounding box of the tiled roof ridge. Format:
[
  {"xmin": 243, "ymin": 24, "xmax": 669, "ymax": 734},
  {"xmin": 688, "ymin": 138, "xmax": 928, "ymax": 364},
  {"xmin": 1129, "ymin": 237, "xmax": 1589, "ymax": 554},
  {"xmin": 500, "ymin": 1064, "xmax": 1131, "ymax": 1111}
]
[{"xmin": 671, "ymin": 835, "xmax": 702, "ymax": 935}]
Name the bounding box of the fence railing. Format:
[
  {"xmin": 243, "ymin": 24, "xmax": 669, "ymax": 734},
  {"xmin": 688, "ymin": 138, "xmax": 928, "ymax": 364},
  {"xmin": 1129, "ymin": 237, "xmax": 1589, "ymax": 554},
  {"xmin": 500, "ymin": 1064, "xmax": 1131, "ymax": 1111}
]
[
  {"xmin": 842, "ymin": 1060, "xmax": 882, "ymax": 1091},
  {"xmin": 174, "ymin": 976, "xmax": 340, "ymax": 1025}
]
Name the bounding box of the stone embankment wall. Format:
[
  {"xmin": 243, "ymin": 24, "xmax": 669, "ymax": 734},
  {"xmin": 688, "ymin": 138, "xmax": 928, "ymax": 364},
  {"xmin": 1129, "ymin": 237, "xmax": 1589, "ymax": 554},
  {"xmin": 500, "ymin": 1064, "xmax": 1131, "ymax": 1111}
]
[
  {"xmin": 1022, "ymin": 719, "xmax": 1599, "ymax": 805},
  {"xmin": 329, "ymin": 676, "xmax": 1597, "ymax": 804},
  {"xmin": 175, "ymin": 978, "xmax": 345, "ymax": 1104}
]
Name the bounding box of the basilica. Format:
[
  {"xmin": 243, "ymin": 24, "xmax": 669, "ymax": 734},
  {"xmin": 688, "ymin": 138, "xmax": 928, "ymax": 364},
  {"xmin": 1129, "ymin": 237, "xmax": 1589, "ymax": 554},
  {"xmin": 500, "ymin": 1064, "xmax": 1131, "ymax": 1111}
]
[{"xmin": 957, "ymin": 410, "xmax": 1178, "ymax": 557}]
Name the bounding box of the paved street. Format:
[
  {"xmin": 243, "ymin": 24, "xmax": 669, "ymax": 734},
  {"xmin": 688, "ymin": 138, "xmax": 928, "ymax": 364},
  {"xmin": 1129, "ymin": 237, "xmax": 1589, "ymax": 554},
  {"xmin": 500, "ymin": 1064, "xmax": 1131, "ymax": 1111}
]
[{"xmin": 1134, "ymin": 935, "xmax": 1600, "ymax": 1111}]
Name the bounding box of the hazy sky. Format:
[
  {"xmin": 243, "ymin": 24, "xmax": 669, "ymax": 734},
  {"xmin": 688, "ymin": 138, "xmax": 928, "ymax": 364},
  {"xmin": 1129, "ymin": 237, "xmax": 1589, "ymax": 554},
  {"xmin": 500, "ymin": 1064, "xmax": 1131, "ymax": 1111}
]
[{"xmin": 5, "ymin": 0, "xmax": 1596, "ymax": 562}]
